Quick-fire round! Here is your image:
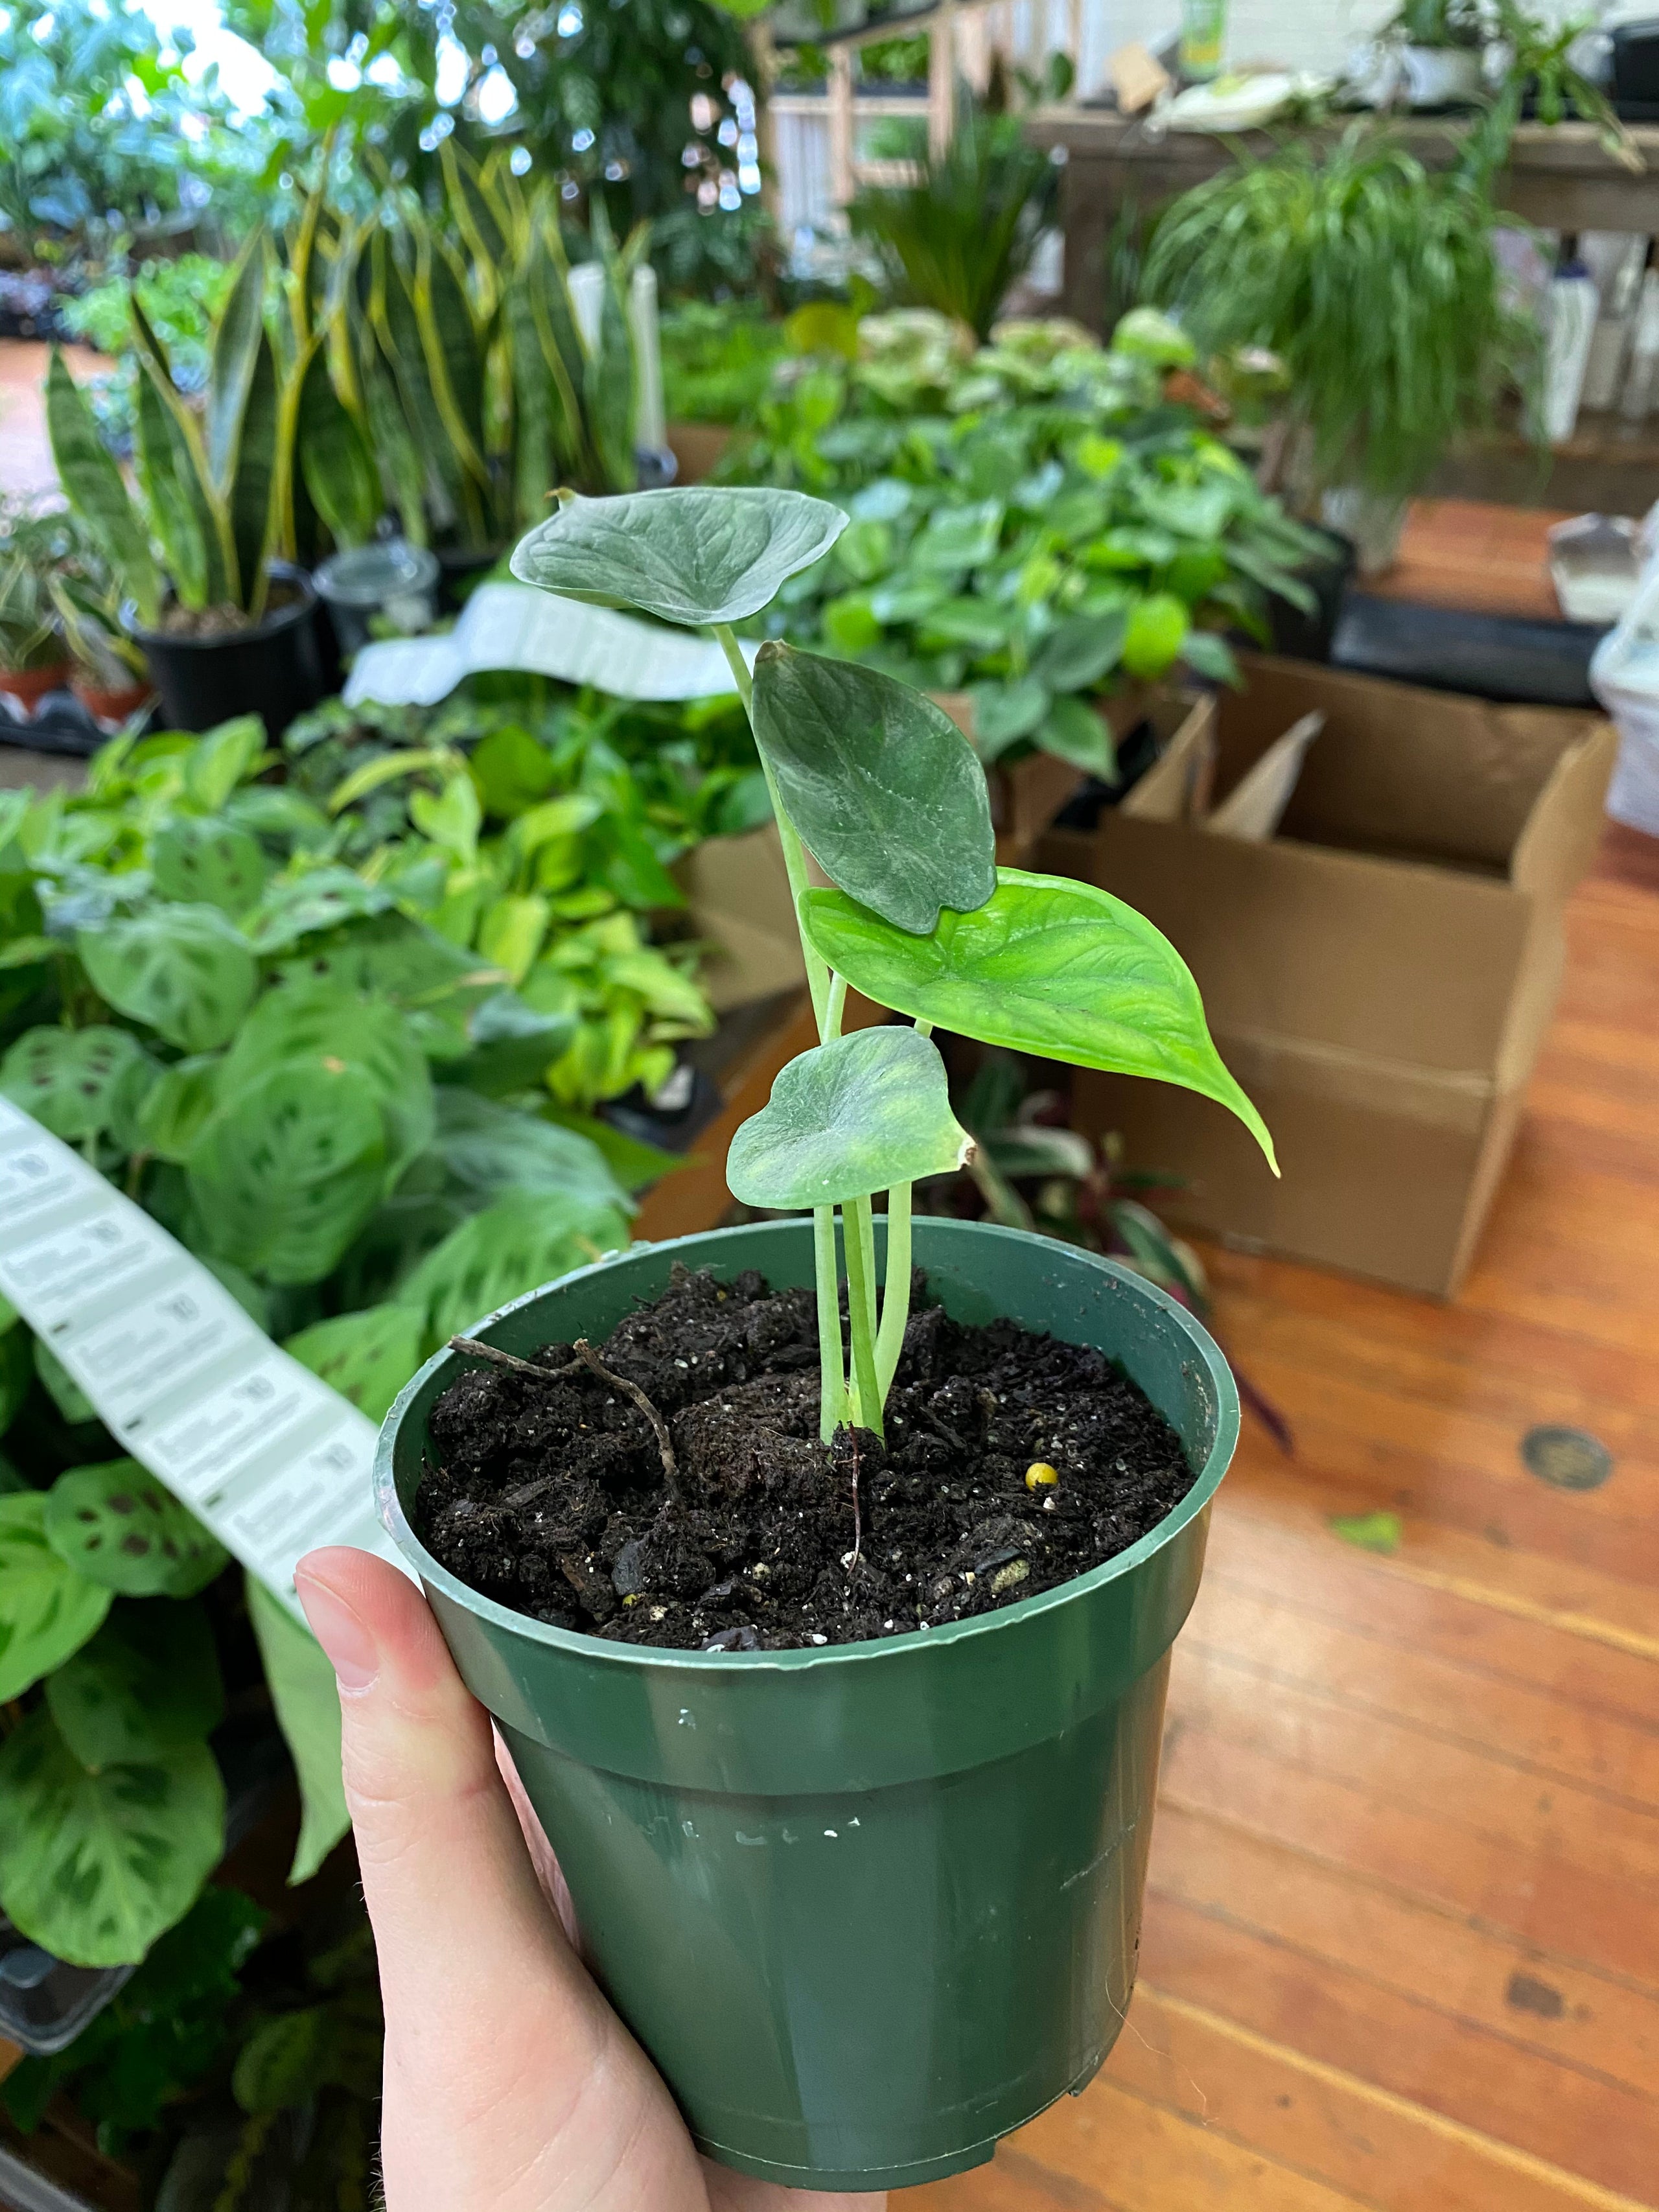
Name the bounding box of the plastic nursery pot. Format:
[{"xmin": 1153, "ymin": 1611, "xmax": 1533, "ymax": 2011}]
[
  {"xmin": 0, "ymin": 662, "xmax": 73, "ymax": 715},
  {"xmin": 1267, "ymin": 525, "xmax": 1356, "ymax": 663},
  {"xmin": 122, "ymin": 563, "xmax": 328, "ymax": 739},
  {"xmin": 70, "ymin": 673, "xmax": 155, "ymax": 726},
  {"xmin": 312, "ymin": 538, "xmax": 440, "ymax": 656},
  {"xmin": 377, "ymin": 1215, "xmax": 1238, "ymax": 2193}
]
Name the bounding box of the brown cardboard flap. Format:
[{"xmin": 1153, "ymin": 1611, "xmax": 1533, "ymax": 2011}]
[
  {"xmin": 1119, "ymin": 692, "xmax": 1215, "ymax": 821},
  {"xmin": 675, "ymin": 824, "xmax": 803, "ymax": 1012},
  {"xmin": 1223, "ymin": 657, "xmax": 1612, "ymax": 879},
  {"xmin": 1069, "ymin": 814, "xmax": 1534, "ymax": 1075},
  {"xmin": 1511, "ymin": 717, "xmax": 1618, "ymax": 907}
]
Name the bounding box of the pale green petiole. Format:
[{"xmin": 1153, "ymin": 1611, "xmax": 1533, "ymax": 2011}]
[
  {"xmin": 874, "ymin": 1018, "xmax": 929, "ymax": 1402},
  {"xmin": 842, "ymin": 1195, "xmax": 884, "ymax": 1441},
  {"xmin": 813, "ymin": 1203, "xmax": 850, "ymax": 1443},
  {"xmin": 717, "ymin": 618, "xmax": 848, "ymax": 1441},
  {"xmin": 716, "ymin": 622, "xmax": 832, "ymax": 1036}
]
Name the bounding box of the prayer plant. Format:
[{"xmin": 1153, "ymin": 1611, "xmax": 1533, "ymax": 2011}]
[{"xmin": 513, "ymin": 485, "xmax": 1276, "ymax": 1444}]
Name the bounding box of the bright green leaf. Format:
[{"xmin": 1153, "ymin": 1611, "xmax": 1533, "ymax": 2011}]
[
  {"xmin": 246, "ymin": 1576, "xmax": 346, "ymax": 1885},
  {"xmin": 801, "ymin": 870, "xmax": 1277, "ymax": 1169},
  {"xmin": 1037, "ymin": 695, "xmax": 1117, "ymax": 776},
  {"xmin": 1328, "ymin": 1510, "xmax": 1402, "ymax": 1555},
  {"xmin": 469, "ymin": 724, "xmax": 555, "ymax": 818},
  {"xmin": 1122, "ymin": 592, "xmax": 1190, "ymax": 679},
  {"xmin": 44, "ymin": 1460, "xmax": 228, "ymax": 1598},
  {"xmin": 35, "ymin": 1338, "xmax": 97, "ymax": 1426},
  {"xmin": 215, "ymin": 981, "xmax": 434, "ymax": 1180},
  {"xmin": 184, "ymin": 717, "xmax": 267, "ymax": 813},
  {"xmin": 137, "ymin": 1054, "xmax": 222, "ymax": 1163},
  {"xmin": 511, "ymin": 486, "xmax": 847, "ymax": 627},
  {"xmin": 432, "ymin": 1086, "xmax": 631, "ymax": 1214},
  {"xmin": 0, "ymin": 1493, "xmax": 111, "ymax": 1702},
  {"xmin": 248, "ymin": 868, "xmax": 396, "ymax": 953},
  {"xmin": 186, "ymin": 1065, "xmax": 388, "ymax": 1287},
  {"xmin": 1028, "ymin": 609, "xmax": 1128, "ymax": 693},
  {"xmin": 0, "ymin": 1706, "xmax": 224, "ymax": 1968},
  {"xmin": 727, "ymin": 1027, "xmax": 969, "ymax": 1209},
  {"xmin": 752, "ymin": 642, "xmax": 995, "ymax": 935}
]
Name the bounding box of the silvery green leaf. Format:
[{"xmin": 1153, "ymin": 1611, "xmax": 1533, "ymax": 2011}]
[
  {"xmin": 727, "ymin": 1027, "xmax": 970, "ymax": 1209},
  {"xmin": 800, "ymin": 870, "xmax": 1276, "ymax": 1169},
  {"xmin": 752, "ymin": 644, "xmax": 995, "ymax": 935},
  {"xmin": 510, "ymin": 487, "xmax": 847, "ymax": 627}
]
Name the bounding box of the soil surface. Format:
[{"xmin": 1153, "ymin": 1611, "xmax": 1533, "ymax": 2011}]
[
  {"xmin": 154, "ymin": 582, "xmax": 304, "ymax": 640},
  {"xmin": 416, "ymin": 1263, "xmax": 1197, "ymax": 1651}
]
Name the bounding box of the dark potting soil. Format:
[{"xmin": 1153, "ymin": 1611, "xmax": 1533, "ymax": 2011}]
[
  {"xmin": 415, "ymin": 1264, "xmax": 1197, "ymax": 1652},
  {"xmin": 154, "ymin": 582, "xmax": 305, "ymax": 640}
]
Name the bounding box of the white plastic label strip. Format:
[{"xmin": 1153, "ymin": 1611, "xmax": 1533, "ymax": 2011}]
[{"xmin": 0, "ymin": 1096, "xmax": 406, "ymax": 1618}]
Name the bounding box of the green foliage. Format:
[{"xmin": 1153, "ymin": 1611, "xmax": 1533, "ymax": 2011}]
[
  {"xmin": 0, "ymin": 697, "xmax": 701, "ymax": 1975},
  {"xmin": 0, "ymin": 0, "xmax": 262, "ymax": 268},
  {"xmin": 723, "ymin": 309, "xmax": 1319, "ymax": 769},
  {"xmin": 47, "ymin": 1601, "xmax": 225, "ymax": 1769},
  {"xmin": 752, "ymin": 642, "xmax": 996, "ymax": 933},
  {"xmin": 1141, "ymin": 130, "xmax": 1542, "ymax": 500},
  {"xmin": 512, "ymin": 486, "xmax": 848, "ymax": 627},
  {"xmin": 727, "ymin": 1027, "xmax": 969, "ymax": 1209},
  {"xmin": 246, "ymin": 1578, "xmax": 348, "ymax": 1886},
  {"xmin": 515, "ymin": 480, "xmax": 1272, "ymax": 1443},
  {"xmin": 0, "ymin": 1704, "xmax": 225, "ymax": 1968},
  {"xmin": 849, "ymin": 109, "xmax": 1058, "ymax": 338},
  {"xmin": 662, "ymin": 301, "xmax": 790, "ymax": 426},
  {"xmin": 1, "ymin": 1886, "xmax": 266, "ymax": 2152},
  {"xmin": 0, "ymin": 497, "xmax": 76, "ymax": 675},
  {"xmin": 0, "ymin": 1491, "xmax": 111, "ymax": 1702},
  {"xmin": 802, "ymin": 871, "xmax": 1276, "ymax": 1167},
  {"xmin": 44, "ymin": 1458, "xmax": 229, "ymax": 1598}
]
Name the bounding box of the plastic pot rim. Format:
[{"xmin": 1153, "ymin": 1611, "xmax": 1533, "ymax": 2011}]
[
  {"xmin": 120, "ymin": 563, "xmax": 319, "ymax": 656},
  {"xmin": 375, "ymin": 1215, "xmax": 1239, "ymax": 1680}
]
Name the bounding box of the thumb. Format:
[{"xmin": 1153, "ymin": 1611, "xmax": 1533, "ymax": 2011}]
[{"xmin": 294, "ymin": 1546, "xmax": 598, "ymax": 2044}]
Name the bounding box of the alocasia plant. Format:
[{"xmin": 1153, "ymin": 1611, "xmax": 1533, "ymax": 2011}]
[{"xmin": 513, "ymin": 484, "xmax": 1275, "ymax": 1445}]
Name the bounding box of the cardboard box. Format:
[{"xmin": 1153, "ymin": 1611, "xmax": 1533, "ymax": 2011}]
[
  {"xmin": 680, "ymin": 690, "xmax": 1213, "ymax": 1013},
  {"xmin": 1046, "ymin": 658, "xmax": 1617, "ymax": 1299}
]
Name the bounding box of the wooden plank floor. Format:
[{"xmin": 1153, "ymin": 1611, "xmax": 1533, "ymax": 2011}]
[{"xmin": 901, "ymin": 822, "xmax": 1659, "ymax": 2212}]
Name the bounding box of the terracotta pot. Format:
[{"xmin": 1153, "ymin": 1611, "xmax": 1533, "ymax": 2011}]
[
  {"xmin": 71, "ymin": 675, "xmax": 155, "ymax": 725},
  {"xmin": 0, "ymin": 662, "xmax": 73, "ymax": 715}
]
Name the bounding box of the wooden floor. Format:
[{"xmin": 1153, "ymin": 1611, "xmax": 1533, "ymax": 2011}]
[{"xmin": 901, "ymin": 821, "xmax": 1659, "ymax": 2212}]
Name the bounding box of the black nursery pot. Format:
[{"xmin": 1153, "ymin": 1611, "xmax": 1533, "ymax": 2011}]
[
  {"xmin": 1269, "ymin": 526, "xmax": 1357, "ymax": 663},
  {"xmin": 124, "ymin": 565, "xmax": 329, "ymax": 739}
]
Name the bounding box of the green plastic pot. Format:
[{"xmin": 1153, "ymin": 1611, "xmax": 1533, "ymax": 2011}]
[{"xmin": 376, "ymin": 1217, "xmax": 1237, "ymax": 2192}]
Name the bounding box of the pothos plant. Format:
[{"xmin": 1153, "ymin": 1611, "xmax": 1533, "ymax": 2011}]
[
  {"xmin": 725, "ymin": 310, "xmax": 1321, "ymax": 779},
  {"xmin": 513, "ymin": 486, "xmax": 1275, "ymax": 1445}
]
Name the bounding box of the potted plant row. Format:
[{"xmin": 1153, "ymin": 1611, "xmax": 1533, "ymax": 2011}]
[{"xmin": 375, "ymin": 482, "xmax": 1275, "ymax": 2191}]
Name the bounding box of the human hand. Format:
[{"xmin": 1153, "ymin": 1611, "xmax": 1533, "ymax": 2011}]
[{"xmin": 296, "ymin": 1547, "xmax": 886, "ymax": 2212}]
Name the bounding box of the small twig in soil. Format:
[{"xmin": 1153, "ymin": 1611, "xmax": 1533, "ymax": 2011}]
[
  {"xmin": 572, "ymin": 1339, "xmax": 681, "ymax": 1502},
  {"xmin": 448, "ymin": 1336, "xmax": 583, "ymax": 1383},
  {"xmin": 450, "ymin": 1332, "xmax": 682, "ymax": 1506}
]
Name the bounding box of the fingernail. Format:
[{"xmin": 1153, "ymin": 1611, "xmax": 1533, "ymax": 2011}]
[{"xmin": 295, "ymin": 1571, "xmax": 380, "ymax": 1692}]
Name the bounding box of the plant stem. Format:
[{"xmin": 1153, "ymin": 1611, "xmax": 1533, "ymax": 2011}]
[
  {"xmin": 824, "ymin": 970, "xmax": 847, "ymax": 1040},
  {"xmin": 813, "ymin": 1204, "xmax": 848, "ymax": 1445},
  {"xmin": 874, "ymin": 1017, "xmax": 931, "ymax": 1401},
  {"xmin": 714, "ymin": 622, "xmax": 831, "ymax": 1036},
  {"xmin": 842, "ymin": 1195, "xmax": 884, "ymax": 1441}
]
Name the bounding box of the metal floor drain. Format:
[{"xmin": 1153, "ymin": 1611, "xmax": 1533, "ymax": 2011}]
[{"xmin": 1520, "ymin": 1426, "xmax": 1614, "ymax": 1491}]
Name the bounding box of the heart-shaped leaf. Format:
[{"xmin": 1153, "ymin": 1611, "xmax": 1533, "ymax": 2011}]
[
  {"xmin": 0, "ymin": 1025, "xmax": 149, "ymax": 1143},
  {"xmin": 801, "ymin": 870, "xmax": 1276, "ymax": 1169},
  {"xmin": 78, "ymin": 905, "xmax": 257, "ymax": 1053},
  {"xmin": 752, "ymin": 644, "xmax": 996, "ymax": 935},
  {"xmin": 0, "ymin": 1705, "xmax": 225, "ymax": 1968},
  {"xmin": 727, "ymin": 1026, "xmax": 969, "ymax": 1209},
  {"xmin": 44, "ymin": 1459, "xmax": 229, "ymax": 1598},
  {"xmin": 284, "ymin": 1305, "xmax": 427, "ymax": 1424},
  {"xmin": 396, "ymin": 1190, "xmax": 631, "ymax": 1346},
  {"xmin": 187, "ymin": 1065, "xmax": 388, "ymax": 1286},
  {"xmin": 0, "ymin": 1493, "xmax": 111, "ymax": 1703},
  {"xmin": 151, "ymin": 816, "xmax": 271, "ymax": 914},
  {"xmin": 511, "ymin": 487, "xmax": 847, "ymax": 627},
  {"xmin": 45, "ymin": 1600, "xmax": 224, "ymax": 1769}
]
